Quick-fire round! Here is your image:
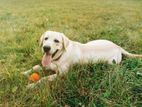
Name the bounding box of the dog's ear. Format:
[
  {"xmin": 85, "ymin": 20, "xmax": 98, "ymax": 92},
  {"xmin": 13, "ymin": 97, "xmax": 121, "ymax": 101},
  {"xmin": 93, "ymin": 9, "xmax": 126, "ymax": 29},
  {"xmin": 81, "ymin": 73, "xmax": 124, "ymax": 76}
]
[
  {"xmin": 39, "ymin": 33, "xmax": 45, "ymax": 47},
  {"xmin": 61, "ymin": 33, "xmax": 69, "ymax": 51}
]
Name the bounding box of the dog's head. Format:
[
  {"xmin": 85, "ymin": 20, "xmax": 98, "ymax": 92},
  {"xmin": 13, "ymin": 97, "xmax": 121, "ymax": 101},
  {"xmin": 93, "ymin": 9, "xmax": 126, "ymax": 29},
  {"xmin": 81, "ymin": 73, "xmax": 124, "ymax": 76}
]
[{"xmin": 39, "ymin": 31, "xmax": 69, "ymax": 67}]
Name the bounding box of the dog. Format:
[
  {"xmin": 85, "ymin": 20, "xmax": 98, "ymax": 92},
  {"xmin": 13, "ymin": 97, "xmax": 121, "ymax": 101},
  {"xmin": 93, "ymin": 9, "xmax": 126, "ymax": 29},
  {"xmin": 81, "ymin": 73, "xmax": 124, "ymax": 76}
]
[{"xmin": 22, "ymin": 31, "xmax": 142, "ymax": 89}]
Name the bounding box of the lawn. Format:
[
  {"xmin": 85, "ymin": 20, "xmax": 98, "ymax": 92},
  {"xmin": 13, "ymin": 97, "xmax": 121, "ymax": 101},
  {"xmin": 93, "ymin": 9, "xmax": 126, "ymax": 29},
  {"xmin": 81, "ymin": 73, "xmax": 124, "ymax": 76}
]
[{"xmin": 0, "ymin": 0, "xmax": 142, "ymax": 106}]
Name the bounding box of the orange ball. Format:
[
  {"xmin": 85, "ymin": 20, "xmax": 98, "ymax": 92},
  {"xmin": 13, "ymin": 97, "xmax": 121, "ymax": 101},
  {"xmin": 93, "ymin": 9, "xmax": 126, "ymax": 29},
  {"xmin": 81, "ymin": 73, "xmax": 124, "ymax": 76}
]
[{"xmin": 29, "ymin": 72, "xmax": 40, "ymax": 82}]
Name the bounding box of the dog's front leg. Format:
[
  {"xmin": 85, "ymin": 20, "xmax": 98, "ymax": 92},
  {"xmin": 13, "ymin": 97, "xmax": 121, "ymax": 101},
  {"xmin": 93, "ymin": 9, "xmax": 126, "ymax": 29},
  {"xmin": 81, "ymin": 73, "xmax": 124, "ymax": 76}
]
[
  {"xmin": 21, "ymin": 65, "xmax": 42, "ymax": 77},
  {"xmin": 27, "ymin": 64, "xmax": 69, "ymax": 89},
  {"xmin": 45, "ymin": 63, "xmax": 57, "ymax": 70},
  {"xmin": 27, "ymin": 63, "xmax": 58, "ymax": 89},
  {"xmin": 27, "ymin": 74, "xmax": 58, "ymax": 89},
  {"xmin": 44, "ymin": 63, "xmax": 59, "ymax": 74},
  {"xmin": 26, "ymin": 73, "xmax": 57, "ymax": 88},
  {"xmin": 27, "ymin": 70, "xmax": 68, "ymax": 89}
]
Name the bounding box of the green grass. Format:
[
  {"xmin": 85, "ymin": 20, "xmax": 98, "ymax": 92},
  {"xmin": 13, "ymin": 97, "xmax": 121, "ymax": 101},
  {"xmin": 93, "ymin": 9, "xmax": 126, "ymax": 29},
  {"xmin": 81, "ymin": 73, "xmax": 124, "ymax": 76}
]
[{"xmin": 0, "ymin": 0, "xmax": 142, "ymax": 106}]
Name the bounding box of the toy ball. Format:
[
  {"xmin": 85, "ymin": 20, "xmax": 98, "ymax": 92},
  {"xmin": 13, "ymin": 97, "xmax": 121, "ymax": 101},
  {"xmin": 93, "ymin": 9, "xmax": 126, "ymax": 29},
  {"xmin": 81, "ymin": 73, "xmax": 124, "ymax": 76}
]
[{"xmin": 29, "ymin": 72, "xmax": 40, "ymax": 82}]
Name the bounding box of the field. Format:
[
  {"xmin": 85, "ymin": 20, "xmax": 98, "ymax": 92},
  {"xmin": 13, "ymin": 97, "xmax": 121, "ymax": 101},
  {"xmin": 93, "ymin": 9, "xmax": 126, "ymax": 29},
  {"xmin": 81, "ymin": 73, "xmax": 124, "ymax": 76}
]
[{"xmin": 0, "ymin": 0, "xmax": 142, "ymax": 106}]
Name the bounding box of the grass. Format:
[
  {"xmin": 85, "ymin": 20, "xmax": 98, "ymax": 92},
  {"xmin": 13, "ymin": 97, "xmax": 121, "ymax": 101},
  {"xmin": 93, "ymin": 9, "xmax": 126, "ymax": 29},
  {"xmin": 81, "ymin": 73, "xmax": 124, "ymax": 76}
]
[{"xmin": 0, "ymin": 0, "xmax": 142, "ymax": 106}]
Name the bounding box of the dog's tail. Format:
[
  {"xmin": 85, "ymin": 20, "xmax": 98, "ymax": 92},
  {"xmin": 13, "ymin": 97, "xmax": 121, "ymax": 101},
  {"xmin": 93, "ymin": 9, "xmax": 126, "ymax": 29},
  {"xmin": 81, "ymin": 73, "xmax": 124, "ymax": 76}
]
[{"xmin": 120, "ymin": 47, "xmax": 142, "ymax": 58}]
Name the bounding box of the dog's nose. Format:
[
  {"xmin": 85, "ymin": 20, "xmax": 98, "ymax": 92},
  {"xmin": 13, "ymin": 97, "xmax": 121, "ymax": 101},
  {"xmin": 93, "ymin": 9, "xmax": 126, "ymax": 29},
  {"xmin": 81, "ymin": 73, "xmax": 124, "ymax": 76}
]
[{"xmin": 43, "ymin": 46, "xmax": 51, "ymax": 52}]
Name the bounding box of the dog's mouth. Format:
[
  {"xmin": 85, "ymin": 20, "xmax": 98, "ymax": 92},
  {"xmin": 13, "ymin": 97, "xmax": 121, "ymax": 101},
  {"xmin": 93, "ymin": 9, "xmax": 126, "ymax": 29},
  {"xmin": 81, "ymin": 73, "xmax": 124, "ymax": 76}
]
[
  {"xmin": 41, "ymin": 50, "xmax": 58, "ymax": 67},
  {"xmin": 41, "ymin": 52, "xmax": 52, "ymax": 67}
]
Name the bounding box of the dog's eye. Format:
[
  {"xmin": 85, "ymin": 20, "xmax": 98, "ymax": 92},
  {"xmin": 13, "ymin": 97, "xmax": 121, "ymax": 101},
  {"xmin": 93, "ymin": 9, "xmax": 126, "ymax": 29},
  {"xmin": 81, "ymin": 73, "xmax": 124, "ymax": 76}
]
[
  {"xmin": 54, "ymin": 39, "xmax": 59, "ymax": 43},
  {"xmin": 45, "ymin": 37, "xmax": 48, "ymax": 40}
]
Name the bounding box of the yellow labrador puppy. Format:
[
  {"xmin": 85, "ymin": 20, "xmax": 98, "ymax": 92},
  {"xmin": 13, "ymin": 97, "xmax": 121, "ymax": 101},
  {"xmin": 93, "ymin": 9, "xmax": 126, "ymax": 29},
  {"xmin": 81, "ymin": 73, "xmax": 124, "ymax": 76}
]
[{"xmin": 23, "ymin": 31, "xmax": 142, "ymax": 88}]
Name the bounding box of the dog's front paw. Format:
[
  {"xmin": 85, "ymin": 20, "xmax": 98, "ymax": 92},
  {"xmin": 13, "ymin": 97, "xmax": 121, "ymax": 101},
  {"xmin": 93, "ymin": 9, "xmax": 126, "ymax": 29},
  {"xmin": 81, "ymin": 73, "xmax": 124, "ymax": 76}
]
[
  {"xmin": 21, "ymin": 69, "xmax": 32, "ymax": 77},
  {"xmin": 21, "ymin": 72, "xmax": 28, "ymax": 76},
  {"xmin": 26, "ymin": 83, "xmax": 36, "ymax": 89}
]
